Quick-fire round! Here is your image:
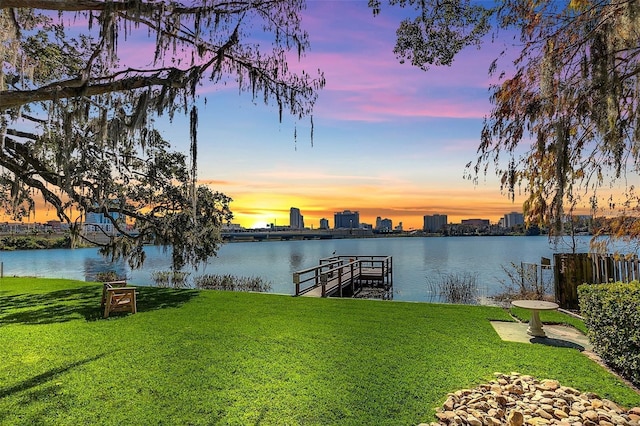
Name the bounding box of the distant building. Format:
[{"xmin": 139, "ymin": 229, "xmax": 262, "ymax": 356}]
[
  {"xmin": 395, "ymin": 222, "xmax": 403, "ymax": 232},
  {"xmin": 85, "ymin": 210, "xmax": 122, "ymax": 234},
  {"xmin": 423, "ymin": 214, "xmax": 448, "ymax": 233},
  {"xmin": 319, "ymin": 218, "xmax": 329, "ymax": 229},
  {"xmin": 376, "ymin": 218, "xmax": 393, "ymax": 232},
  {"xmin": 334, "ymin": 210, "xmax": 359, "ymax": 229},
  {"xmin": 562, "ymin": 214, "xmax": 592, "ymax": 223},
  {"xmin": 222, "ymin": 223, "xmax": 245, "ymax": 232},
  {"xmin": 45, "ymin": 220, "xmax": 62, "ymax": 231},
  {"xmin": 503, "ymin": 212, "xmax": 524, "ymax": 228},
  {"xmin": 290, "ymin": 207, "xmax": 304, "ymax": 229},
  {"xmin": 461, "ymin": 218, "xmax": 490, "ymax": 228}
]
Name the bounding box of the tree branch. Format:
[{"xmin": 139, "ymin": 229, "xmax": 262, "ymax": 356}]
[{"xmin": 0, "ymin": 74, "xmax": 184, "ymax": 108}]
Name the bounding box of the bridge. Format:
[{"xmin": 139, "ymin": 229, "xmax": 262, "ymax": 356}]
[
  {"xmin": 221, "ymin": 228, "xmax": 374, "ymax": 241},
  {"xmin": 293, "ymin": 255, "xmax": 393, "ymax": 299}
]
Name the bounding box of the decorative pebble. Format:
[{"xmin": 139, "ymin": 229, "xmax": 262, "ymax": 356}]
[{"xmin": 428, "ymin": 373, "xmax": 640, "ymax": 426}]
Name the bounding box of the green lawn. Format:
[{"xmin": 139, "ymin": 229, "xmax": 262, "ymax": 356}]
[{"xmin": 0, "ymin": 278, "xmax": 638, "ymax": 425}]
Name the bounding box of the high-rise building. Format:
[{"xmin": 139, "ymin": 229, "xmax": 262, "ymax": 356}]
[
  {"xmin": 290, "ymin": 207, "xmax": 304, "ymax": 229},
  {"xmin": 85, "ymin": 209, "xmax": 122, "ymax": 234},
  {"xmin": 376, "ymin": 218, "xmax": 392, "ymax": 232},
  {"xmin": 503, "ymin": 212, "xmax": 524, "ymax": 228},
  {"xmin": 423, "ymin": 214, "xmax": 448, "ymax": 233},
  {"xmin": 319, "ymin": 218, "xmax": 329, "ymax": 229},
  {"xmin": 334, "ymin": 210, "xmax": 359, "ymax": 229}
]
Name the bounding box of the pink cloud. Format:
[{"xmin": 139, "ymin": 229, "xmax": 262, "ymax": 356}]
[{"xmin": 290, "ymin": 2, "xmax": 513, "ymax": 122}]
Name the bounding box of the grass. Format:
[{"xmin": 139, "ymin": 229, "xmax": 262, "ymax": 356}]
[{"xmin": 0, "ymin": 278, "xmax": 638, "ymax": 425}]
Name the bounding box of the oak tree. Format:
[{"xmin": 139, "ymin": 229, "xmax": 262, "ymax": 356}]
[
  {"xmin": 378, "ymin": 0, "xmax": 640, "ymax": 237},
  {"xmin": 0, "ymin": 1, "xmax": 324, "ymax": 269}
]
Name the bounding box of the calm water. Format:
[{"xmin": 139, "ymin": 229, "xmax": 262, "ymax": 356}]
[{"xmin": 0, "ymin": 235, "xmax": 617, "ymax": 302}]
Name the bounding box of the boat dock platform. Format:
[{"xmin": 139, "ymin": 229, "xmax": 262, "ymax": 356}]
[{"xmin": 293, "ymin": 255, "xmax": 393, "ymax": 299}]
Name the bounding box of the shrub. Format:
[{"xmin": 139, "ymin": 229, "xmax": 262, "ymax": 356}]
[
  {"xmin": 194, "ymin": 274, "xmax": 272, "ymax": 292},
  {"xmin": 95, "ymin": 271, "xmax": 120, "ymax": 282},
  {"xmin": 493, "ymin": 262, "xmax": 554, "ymax": 303},
  {"xmin": 151, "ymin": 271, "xmax": 191, "ymax": 288},
  {"xmin": 579, "ymin": 281, "xmax": 640, "ymax": 387},
  {"xmin": 0, "ymin": 235, "xmax": 71, "ymax": 250},
  {"xmin": 427, "ymin": 272, "xmax": 478, "ymax": 304}
]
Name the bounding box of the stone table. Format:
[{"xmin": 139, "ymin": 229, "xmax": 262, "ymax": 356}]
[{"xmin": 511, "ymin": 300, "xmax": 559, "ymax": 337}]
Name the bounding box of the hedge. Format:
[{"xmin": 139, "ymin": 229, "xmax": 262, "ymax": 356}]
[{"xmin": 578, "ymin": 281, "xmax": 640, "ymax": 387}]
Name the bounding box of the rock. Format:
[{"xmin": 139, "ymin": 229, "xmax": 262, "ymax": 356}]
[
  {"xmin": 496, "ymin": 395, "xmax": 508, "ymax": 406},
  {"xmin": 583, "ymin": 410, "xmax": 599, "ymax": 422},
  {"xmin": 443, "ymin": 410, "xmax": 457, "ymax": 420},
  {"xmin": 443, "ymin": 396, "xmax": 456, "ymax": 411},
  {"xmin": 541, "ymin": 379, "xmax": 560, "ymax": 390},
  {"xmin": 490, "ymin": 384, "xmax": 502, "ymax": 394},
  {"xmin": 610, "ymin": 414, "xmax": 628, "ymax": 425},
  {"xmin": 425, "ymin": 374, "xmax": 638, "ymax": 426},
  {"xmin": 562, "ymin": 386, "xmax": 580, "ymax": 395},
  {"xmin": 507, "ymin": 410, "xmax": 524, "ymax": 426},
  {"xmin": 597, "ymin": 411, "xmax": 611, "ymax": 423},
  {"xmin": 527, "ymin": 418, "xmax": 550, "ymax": 425},
  {"xmin": 466, "ymin": 414, "xmax": 482, "ymax": 426},
  {"xmin": 535, "ymin": 407, "xmax": 553, "ymax": 420},
  {"xmin": 590, "ymin": 399, "xmax": 604, "ymax": 409},
  {"xmin": 571, "ymin": 402, "xmax": 586, "ymax": 413},
  {"xmin": 486, "ymin": 416, "xmax": 502, "ymax": 426},
  {"xmin": 539, "ymin": 404, "xmax": 554, "ymax": 414},
  {"xmin": 602, "ymin": 399, "xmax": 621, "ymax": 412}
]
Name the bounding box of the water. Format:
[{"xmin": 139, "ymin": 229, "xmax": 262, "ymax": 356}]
[{"xmin": 0, "ymin": 235, "xmax": 624, "ymax": 302}]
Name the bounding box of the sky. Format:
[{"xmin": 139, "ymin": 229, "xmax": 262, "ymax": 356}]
[
  {"xmin": 165, "ymin": 0, "xmax": 523, "ymax": 230},
  {"xmin": 22, "ymin": 1, "xmax": 589, "ymax": 229}
]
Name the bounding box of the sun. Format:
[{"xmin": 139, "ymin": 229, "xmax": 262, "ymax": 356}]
[{"xmin": 249, "ymin": 221, "xmax": 271, "ymax": 229}]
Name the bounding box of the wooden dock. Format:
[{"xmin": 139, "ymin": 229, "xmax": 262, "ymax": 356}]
[{"xmin": 293, "ymin": 255, "xmax": 393, "ymax": 299}]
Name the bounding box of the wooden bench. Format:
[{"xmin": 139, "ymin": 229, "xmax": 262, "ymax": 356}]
[
  {"xmin": 101, "ymin": 280, "xmax": 128, "ymax": 309},
  {"xmin": 102, "ymin": 281, "xmax": 137, "ymax": 318}
]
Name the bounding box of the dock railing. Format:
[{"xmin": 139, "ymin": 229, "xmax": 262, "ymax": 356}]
[
  {"xmin": 293, "ymin": 255, "xmax": 392, "ymax": 297},
  {"xmin": 323, "ymin": 255, "xmax": 392, "ymax": 282},
  {"xmin": 293, "ymin": 257, "xmax": 360, "ymax": 296}
]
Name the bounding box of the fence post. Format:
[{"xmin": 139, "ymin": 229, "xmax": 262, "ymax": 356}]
[
  {"xmin": 293, "ymin": 272, "xmax": 300, "ymax": 296},
  {"xmin": 320, "ymin": 272, "xmax": 327, "ymax": 297},
  {"xmin": 553, "ymin": 253, "xmax": 593, "ymax": 310}
]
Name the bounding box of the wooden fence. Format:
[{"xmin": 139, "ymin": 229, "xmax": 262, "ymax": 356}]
[{"xmin": 554, "ymin": 253, "xmax": 640, "ymax": 309}]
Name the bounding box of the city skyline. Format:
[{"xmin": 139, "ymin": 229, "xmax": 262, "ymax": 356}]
[{"xmin": 249, "ymin": 207, "xmax": 527, "ymax": 231}]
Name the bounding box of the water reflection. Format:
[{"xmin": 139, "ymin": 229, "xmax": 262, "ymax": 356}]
[
  {"xmin": 288, "ymin": 252, "xmax": 303, "ymax": 270},
  {"xmin": 83, "ymin": 257, "xmax": 128, "ymax": 282}
]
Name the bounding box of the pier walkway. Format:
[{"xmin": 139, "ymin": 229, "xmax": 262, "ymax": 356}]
[{"xmin": 293, "ymin": 255, "xmax": 393, "ymax": 299}]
